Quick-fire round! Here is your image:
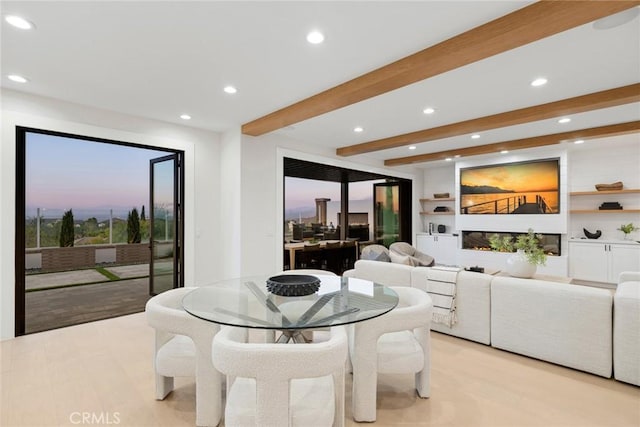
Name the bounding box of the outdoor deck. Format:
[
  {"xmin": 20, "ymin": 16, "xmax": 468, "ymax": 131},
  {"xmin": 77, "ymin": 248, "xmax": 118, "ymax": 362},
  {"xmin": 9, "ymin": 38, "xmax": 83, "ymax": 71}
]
[{"xmin": 25, "ymin": 264, "xmax": 151, "ymax": 334}]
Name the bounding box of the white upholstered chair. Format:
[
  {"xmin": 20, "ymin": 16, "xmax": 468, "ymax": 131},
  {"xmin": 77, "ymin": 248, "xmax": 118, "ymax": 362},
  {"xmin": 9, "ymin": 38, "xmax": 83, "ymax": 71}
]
[
  {"xmin": 212, "ymin": 325, "xmax": 348, "ymax": 427},
  {"xmin": 279, "ymin": 269, "xmax": 337, "ymax": 276},
  {"xmin": 389, "ymin": 241, "xmax": 435, "ymax": 266},
  {"xmin": 145, "ymin": 287, "xmax": 222, "ymax": 427},
  {"xmin": 350, "ymin": 286, "xmax": 433, "ymax": 422}
]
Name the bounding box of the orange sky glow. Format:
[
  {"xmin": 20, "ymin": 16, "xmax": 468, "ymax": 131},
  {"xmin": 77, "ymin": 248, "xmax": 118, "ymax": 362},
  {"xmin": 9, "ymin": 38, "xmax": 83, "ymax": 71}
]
[{"xmin": 461, "ymin": 161, "xmax": 558, "ymax": 192}]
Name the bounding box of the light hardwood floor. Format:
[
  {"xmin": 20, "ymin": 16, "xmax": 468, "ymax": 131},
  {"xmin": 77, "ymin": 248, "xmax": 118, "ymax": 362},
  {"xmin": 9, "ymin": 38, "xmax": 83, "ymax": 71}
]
[{"xmin": 1, "ymin": 312, "xmax": 638, "ymax": 426}]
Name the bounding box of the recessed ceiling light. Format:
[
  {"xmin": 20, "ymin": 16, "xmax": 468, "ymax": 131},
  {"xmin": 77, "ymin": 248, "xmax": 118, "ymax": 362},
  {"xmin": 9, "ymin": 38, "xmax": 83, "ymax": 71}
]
[
  {"xmin": 5, "ymin": 15, "xmax": 34, "ymax": 30},
  {"xmin": 445, "ymin": 158, "xmax": 453, "ymax": 162},
  {"xmin": 180, "ymin": 114, "xmax": 191, "ymax": 120},
  {"xmin": 531, "ymin": 77, "xmax": 548, "ymax": 87},
  {"xmin": 558, "ymin": 117, "xmax": 571, "ymax": 124},
  {"xmin": 353, "ymin": 126, "xmax": 364, "ymax": 133},
  {"xmin": 454, "ymin": 154, "xmax": 461, "ymax": 158},
  {"xmin": 306, "ymin": 31, "xmax": 325, "ymax": 44},
  {"xmin": 500, "ymin": 150, "xmax": 509, "ymax": 154},
  {"xmin": 574, "ymin": 139, "xmax": 585, "ymax": 144},
  {"xmin": 471, "ymin": 134, "xmax": 480, "ymax": 139},
  {"xmin": 408, "ymin": 145, "xmax": 416, "ymax": 150},
  {"xmin": 223, "ymin": 86, "xmax": 237, "ymax": 94},
  {"xmin": 7, "ymin": 74, "xmax": 28, "ymax": 83},
  {"xmin": 423, "ymin": 107, "xmax": 435, "ymax": 115}
]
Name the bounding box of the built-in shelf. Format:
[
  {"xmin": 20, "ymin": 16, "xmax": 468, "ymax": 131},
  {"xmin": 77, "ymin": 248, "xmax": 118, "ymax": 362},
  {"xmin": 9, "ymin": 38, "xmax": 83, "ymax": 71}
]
[
  {"xmin": 570, "ymin": 189, "xmax": 640, "ymax": 196},
  {"xmin": 419, "ymin": 197, "xmax": 455, "ymax": 202},
  {"xmin": 420, "ymin": 197, "xmax": 456, "ymax": 215},
  {"xmin": 570, "ymin": 209, "xmax": 640, "ymax": 214},
  {"xmin": 569, "ymin": 188, "xmax": 640, "ymax": 214},
  {"xmin": 420, "ymin": 211, "xmax": 455, "ymax": 215}
]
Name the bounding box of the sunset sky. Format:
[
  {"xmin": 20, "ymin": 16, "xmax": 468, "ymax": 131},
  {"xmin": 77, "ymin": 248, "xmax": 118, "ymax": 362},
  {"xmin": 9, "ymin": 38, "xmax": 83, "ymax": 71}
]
[
  {"xmin": 284, "ymin": 177, "xmax": 382, "ymax": 209},
  {"xmin": 460, "ymin": 160, "xmax": 559, "ymax": 192},
  {"xmin": 26, "ymin": 132, "xmax": 380, "ymax": 218},
  {"xmin": 26, "ymin": 132, "xmax": 168, "ymax": 213}
]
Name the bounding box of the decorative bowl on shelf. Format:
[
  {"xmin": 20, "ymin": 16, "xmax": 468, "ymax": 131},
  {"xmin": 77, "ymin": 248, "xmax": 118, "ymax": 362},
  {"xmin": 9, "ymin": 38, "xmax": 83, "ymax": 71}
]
[
  {"xmin": 266, "ymin": 274, "xmax": 321, "ymax": 297},
  {"xmin": 433, "ymin": 192, "xmax": 450, "ymax": 199},
  {"xmin": 595, "ymin": 181, "xmax": 623, "ymax": 191}
]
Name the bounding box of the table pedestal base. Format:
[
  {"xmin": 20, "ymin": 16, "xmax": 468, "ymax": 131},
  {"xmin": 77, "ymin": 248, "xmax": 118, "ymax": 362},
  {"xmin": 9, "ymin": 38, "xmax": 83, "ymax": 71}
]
[{"xmin": 276, "ymin": 330, "xmax": 310, "ymax": 343}]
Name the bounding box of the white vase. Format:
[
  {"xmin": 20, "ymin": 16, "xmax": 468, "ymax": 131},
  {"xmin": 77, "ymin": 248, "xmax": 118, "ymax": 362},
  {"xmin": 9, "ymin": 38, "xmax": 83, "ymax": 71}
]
[{"xmin": 506, "ymin": 249, "xmax": 536, "ymax": 278}]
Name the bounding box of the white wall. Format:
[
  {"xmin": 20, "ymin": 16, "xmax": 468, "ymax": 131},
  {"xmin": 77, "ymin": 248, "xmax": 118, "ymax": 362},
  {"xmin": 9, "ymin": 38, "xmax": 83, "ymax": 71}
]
[
  {"xmin": 220, "ymin": 128, "xmax": 242, "ymax": 278},
  {"xmin": 0, "ymin": 89, "xmax": 222, "ymax": 339},
  {"xmin": 239, "ymin": 134, "xmax": 281, "ymax": 276}
]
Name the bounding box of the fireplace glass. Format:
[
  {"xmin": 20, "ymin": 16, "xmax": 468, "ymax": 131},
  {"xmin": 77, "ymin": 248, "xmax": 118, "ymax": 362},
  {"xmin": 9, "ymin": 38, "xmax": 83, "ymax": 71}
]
[{"xmin": 462, "ymin": 231, "xmax": 560, "ymax": 256}]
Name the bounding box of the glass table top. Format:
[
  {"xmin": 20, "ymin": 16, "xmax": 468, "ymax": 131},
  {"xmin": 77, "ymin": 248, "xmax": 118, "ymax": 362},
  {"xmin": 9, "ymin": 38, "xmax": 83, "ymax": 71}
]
[{"xmin": 182, "ymin": 274, "xmax": 398, "ymax": 331}]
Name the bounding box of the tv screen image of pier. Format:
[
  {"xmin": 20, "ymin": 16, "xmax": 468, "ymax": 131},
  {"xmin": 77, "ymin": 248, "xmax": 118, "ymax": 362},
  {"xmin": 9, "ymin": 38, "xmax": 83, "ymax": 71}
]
[{"xmin": 459, "ymin": 158, "xmax": 559, "ymax": 215}]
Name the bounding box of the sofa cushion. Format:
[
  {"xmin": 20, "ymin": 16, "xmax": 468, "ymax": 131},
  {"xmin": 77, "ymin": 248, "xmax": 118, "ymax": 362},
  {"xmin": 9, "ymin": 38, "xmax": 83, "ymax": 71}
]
[{"xmin": 491, "ymin": 276, "xmax": 613, "ymax": 377}]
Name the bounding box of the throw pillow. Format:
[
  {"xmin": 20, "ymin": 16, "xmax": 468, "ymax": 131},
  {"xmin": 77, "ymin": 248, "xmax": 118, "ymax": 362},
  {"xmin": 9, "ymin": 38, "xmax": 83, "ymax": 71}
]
[
  {"xmin": 361, "ymin": 245, "xmax": 391, "ymax": 262},
  {"xmin": 389, "ymin": 251, "xmax": 415, "ymax": 266}
]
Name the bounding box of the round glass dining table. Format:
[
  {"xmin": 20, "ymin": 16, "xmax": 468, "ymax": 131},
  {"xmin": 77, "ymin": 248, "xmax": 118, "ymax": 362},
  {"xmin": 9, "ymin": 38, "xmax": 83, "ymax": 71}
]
[{"xmin": 182, "ymin": 274, "xmax": 399, "ymax": 343}]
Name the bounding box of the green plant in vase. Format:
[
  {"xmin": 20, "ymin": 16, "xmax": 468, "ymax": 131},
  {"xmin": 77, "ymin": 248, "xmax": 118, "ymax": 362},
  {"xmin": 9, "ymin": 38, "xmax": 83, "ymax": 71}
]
[
  {"xmin": 489, "ymin": 229, "xmax": 547, "ymax": 265},
  {"xmin": 489, "ymin": 229, "xmax": 547, "ymax": 278},
  {"xmin": 617, "ymin": 223, "xmax": 639, "ymax": 240}
]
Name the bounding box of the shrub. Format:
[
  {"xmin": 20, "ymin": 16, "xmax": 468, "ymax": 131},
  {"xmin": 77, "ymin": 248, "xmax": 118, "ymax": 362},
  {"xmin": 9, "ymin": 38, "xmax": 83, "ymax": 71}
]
[{"xmin": 59, "ymin": 209, "xmax": 75, "ymax": 247}]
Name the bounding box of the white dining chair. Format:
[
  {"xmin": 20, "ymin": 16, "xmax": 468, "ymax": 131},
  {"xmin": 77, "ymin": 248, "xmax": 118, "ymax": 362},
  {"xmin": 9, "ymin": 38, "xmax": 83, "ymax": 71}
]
[
  {"xmin": 212, "ymin": 325, "xmax": 348, "ymax": 427},
  {"xmin": 145, "ymin": 287, "xmax": 222, "ymax": 427},
  {"xmin": 279, "ymin": 269, "xmax": 337, "ymax": 276},
  {"xmin": 350, "ymin": 286, "xmax": 433, "ymax": 422}
]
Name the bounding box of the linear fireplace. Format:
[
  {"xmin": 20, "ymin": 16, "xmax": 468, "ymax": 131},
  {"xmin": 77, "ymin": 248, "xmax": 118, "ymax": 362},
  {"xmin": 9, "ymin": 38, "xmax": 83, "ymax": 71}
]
[{"xmin": 462, "ymin": 230, "xmax": 561, "ymax": 256}]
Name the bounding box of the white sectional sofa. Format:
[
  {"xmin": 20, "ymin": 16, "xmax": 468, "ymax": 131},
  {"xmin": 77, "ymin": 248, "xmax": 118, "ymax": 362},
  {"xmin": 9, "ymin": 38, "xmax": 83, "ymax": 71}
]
[
  {"xmin": 411, "ymin": 267, "xmax": 492, "ymax": 345},
  {"xmin": 343, "ymin": 260, "xmax": 492, "ymax": 344},
  {"xmin": 614, "ymin": 272, "xmax": 640, "ymax": 386},
  {"xmin": 343, "ymin": 260, "xmax": 637, "ymax": 381},
  {"xmin": 491, "ymin": 276, "xmax": 612, "ymax": 378}
]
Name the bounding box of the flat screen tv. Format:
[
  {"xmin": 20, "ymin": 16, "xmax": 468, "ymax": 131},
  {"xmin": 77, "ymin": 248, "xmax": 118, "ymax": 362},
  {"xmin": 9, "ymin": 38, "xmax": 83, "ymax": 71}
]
[{"xmin": 460, "ymin": 158, "xmax": 560, "ymax": 215}]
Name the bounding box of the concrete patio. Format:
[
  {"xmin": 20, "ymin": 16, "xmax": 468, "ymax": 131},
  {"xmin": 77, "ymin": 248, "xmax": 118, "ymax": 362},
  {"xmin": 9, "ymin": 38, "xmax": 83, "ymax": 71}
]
[{"xmin": 25, "ymin": 264, "xmax": 151, "ymax": 334}]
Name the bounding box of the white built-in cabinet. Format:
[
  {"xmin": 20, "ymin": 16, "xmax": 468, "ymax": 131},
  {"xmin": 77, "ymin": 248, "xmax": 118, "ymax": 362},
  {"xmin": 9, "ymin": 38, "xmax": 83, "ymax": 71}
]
[
  {"xmin": 568, "ymin": 239, "xmax": 640, "ymax": 284},
  {"xmin": 416, "ymin": 233, "xmax": 458, "ymax": 266}
]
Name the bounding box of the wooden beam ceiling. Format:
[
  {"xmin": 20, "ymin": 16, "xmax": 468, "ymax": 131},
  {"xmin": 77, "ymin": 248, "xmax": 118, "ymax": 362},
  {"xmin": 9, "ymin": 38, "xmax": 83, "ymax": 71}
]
[
  {"xmin": 337, "ymin": 84, "xmax": 640, "ymax": 156},
  {"xmin": 241, "ymin": 1, "xmax": 639, "ymax": 136},
  {"xmin": 384, "ymin": 121, "xmax": 640, "ymax": 166}
]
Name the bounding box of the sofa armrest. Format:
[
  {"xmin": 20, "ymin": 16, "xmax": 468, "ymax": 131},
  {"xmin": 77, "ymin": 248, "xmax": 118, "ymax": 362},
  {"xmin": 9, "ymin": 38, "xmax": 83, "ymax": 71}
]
[
  {"xmin": 410, "ymin": 269, "xmax": 491, "ymax": 344},
  {"xmin": 619, "ymin": 271, "xmax": 640, "ymax": 284},
  {"xmin": 614, "ymin": 280, "xmax": 640, "ymax": 385},
  {"xmin": 345, "ymin": 260, "xmax": 413, "ymax": 287}
]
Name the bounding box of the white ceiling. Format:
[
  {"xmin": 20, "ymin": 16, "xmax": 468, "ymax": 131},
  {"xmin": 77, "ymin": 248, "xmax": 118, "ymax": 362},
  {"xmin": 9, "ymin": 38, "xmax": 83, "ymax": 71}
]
[{"xmin": 2, "ymin": 1, "xmax": 639, "ymax": 166}]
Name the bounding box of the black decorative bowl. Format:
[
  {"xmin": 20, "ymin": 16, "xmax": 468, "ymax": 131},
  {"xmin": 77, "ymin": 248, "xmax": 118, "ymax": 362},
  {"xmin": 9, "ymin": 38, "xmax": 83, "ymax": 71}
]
[
  {"xmin": 266, "ymin": 274, "xmax": 321, "ymax": 297},
  {"xmin": 583, "ymin": 228, "xmax": 602, "ymax": 239}
]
